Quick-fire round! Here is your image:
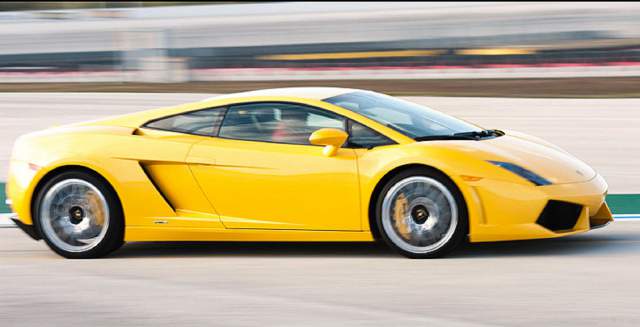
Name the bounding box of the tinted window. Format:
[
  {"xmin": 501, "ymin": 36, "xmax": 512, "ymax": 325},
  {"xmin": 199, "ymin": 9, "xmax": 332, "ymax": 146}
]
[
  {"xmin": 219, "ymin": 103, "xmax": 345, "ymax": 145},
  {"xmin": 325, "ymin": 91, "xmax": 482, "ymax": 139},
  {"xmin": 144, "ymin": 108, "xmax": 225, "ymax": 136},
  {"xmin": 348, "ymin": 121, "xmax": 394, "ymax": 148}
]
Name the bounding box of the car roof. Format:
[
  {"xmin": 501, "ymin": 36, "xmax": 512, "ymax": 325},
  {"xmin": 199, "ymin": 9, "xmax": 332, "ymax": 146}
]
[{"xmin": 201, "ymin": 87, "xmax": 360, "ymax": 102}]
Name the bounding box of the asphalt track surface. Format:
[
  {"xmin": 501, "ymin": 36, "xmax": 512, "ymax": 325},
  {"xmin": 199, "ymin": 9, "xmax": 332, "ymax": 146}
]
[
  {"xmin": 1, "ymin": 93, "xmax": 640, "ymax": 326},
  {"xmin": 1, "ymin": 222, "xmax": 639, "ymax": 326}
]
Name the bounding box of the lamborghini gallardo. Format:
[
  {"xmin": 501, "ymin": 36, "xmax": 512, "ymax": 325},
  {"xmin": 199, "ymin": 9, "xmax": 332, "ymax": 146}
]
[{"xmin": 6, "ymin": 88, "xmax": 612, "ymax": 258}]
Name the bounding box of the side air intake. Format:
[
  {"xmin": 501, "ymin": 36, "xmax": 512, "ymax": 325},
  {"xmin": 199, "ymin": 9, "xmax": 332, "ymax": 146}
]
[
  {"xmin": 139, "ymin": 162, "xmax": 176, "ymax": 211},
  {"xmin": 536, "ymin": 200, "xmax": 582, "ymax": 231}
]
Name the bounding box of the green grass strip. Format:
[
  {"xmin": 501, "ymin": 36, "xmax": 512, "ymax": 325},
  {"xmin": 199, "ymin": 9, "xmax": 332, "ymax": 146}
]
[
  {"xmin": 0, "ymin": 183, "xmax": 8, "ymax": 213},
  {"xmin": 605, "ymin": 194, "xmax": 640, "ymax": 215}
]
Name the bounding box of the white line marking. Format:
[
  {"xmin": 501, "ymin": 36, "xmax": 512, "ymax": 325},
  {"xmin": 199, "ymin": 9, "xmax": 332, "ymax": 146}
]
[
  {"xmin": 613, "ymin": 215, "xmax": 640, "ymax": 221},
  {"xmin": 613, "ymin": 214, "xmax": 640, "ymax": 218},
  {"xmin": 0, "ymin": 213, "xmax": 16, "ymax": 228}
]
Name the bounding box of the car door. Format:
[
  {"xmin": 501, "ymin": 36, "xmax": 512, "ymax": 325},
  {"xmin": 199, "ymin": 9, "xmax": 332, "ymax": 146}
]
[{"xmin": 187, "ymin": 102, "xmax": 362, "ymax": 231}]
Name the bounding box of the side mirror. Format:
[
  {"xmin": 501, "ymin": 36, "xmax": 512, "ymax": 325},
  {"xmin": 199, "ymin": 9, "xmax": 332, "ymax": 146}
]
[{"xmin": 309, "ymin": 128, "xmax": 349, "ymax": 157}]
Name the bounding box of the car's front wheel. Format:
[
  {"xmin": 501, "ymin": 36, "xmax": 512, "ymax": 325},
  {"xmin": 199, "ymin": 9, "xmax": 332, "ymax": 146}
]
[
  {"xmin": 375, "ymin": 168, "xmax": 468, "ymax": 258},
  {"xmin": 34, "ymin": 171, "xmax": 124, "ymax": 259}
]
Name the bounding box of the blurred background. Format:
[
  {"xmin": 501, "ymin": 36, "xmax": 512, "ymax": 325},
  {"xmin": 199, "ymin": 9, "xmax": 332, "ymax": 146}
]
[
  {"xmin": 2, "ymin": 3, "xmax": 640, "ymax": 326},
  {"xmin": 0, "ymin": 1, "xmax": 639, "ymax": 95}
]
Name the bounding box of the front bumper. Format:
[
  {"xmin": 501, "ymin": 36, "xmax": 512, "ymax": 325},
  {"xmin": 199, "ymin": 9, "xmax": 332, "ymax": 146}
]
[{"xmin": 468, "ymin": 174, "xmax": 612, "ymax": 242}]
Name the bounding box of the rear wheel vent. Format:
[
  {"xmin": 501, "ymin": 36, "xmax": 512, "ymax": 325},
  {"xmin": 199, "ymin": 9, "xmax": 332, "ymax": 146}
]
[{"xmin": 536, "ymin": 200, "xmax": 582, "ymax": 231}]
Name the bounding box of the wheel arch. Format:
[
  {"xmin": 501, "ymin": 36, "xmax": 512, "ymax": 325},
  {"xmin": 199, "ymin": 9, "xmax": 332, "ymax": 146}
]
[
  {"xmin": 30, "ymin": 165, "xmax": 124, "ymax": 230},
  {"xmin": 367, "ymin": 163, "xmax": 468, "ymax": 240}
]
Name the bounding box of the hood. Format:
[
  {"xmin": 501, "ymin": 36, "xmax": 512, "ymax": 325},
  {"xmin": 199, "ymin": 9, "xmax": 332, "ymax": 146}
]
[{"xmin": 436, "ymin": 132, "xmax": 595, "ymax": 184}]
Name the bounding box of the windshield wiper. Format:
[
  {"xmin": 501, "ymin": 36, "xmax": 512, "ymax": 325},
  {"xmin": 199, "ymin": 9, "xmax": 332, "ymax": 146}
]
[
  {"xmin": 453, "ymin": 129, "xmax": 503, "ymax": 138},
  {"xmin": 415, "ymin": 129, "xmax": 504, "ymax": 142},
  {"xmin": 414, "ymin": 135, "xmax": 477, "ymax": 141}
]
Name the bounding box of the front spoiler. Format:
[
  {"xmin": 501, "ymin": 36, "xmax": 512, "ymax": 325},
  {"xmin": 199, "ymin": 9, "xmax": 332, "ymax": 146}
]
[{"xmin": 11, "ymin": 218, "xmax": 41, "ymax": 240}]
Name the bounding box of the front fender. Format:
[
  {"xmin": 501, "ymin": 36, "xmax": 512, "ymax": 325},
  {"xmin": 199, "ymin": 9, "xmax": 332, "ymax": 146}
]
[{"xmin": 354, "ymin": 142, "xmax": 530, "ymax": 234}]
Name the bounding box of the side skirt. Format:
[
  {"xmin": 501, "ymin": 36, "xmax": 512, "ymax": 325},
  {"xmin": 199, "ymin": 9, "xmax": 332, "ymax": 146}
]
[{"xmin": 125, "ymin": 226, "xmax": 375, "ymax": 242}]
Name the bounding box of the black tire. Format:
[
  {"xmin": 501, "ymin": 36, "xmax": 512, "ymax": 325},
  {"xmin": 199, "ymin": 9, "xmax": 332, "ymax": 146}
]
[
  {"xmin": 33, "ymin": 170, "xmax": 124, "ymax": 259},
  {"xmin": 375, "ymin": 167, "xmax": 468, "ymax": 259}
]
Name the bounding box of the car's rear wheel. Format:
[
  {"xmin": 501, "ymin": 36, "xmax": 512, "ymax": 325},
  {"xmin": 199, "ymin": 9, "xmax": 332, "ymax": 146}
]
[
  {"xmin": 375, "ymin": 168, "xmax": 468, "ymax": 258},
  {"xmin": 34, "ymin": 171, "xmax": 124, "ymax": 259}
]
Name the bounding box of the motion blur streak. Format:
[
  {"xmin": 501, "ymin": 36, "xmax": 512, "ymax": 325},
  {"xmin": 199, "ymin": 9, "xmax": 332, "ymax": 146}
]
[
  {"xmin": 455, "ymin": 48, "xmax": 536, "ymax": 55},
  {"xmin": 1, "ymin": 2, "xmax": 640, "ymax": 82},
  {"xmin": 257, "ymin": 50, "xmax": 445, "ymax": 61}
]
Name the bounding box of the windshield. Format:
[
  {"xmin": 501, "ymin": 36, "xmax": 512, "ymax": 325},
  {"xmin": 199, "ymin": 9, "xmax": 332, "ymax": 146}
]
[{"xmin": 324, "ymin": 91, "xmax": 482, "ymax": 139}]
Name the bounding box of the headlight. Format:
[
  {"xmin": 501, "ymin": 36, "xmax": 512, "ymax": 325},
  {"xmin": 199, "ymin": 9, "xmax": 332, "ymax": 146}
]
[{"xmin": 487, "ymin": 161, "xmax": 551, "ymax": 186}]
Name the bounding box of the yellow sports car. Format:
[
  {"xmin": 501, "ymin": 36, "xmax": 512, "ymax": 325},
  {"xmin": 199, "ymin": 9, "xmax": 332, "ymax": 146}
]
[{"xmin": 6, "ymin": 88, "xmax": 613, "ymax": 259}]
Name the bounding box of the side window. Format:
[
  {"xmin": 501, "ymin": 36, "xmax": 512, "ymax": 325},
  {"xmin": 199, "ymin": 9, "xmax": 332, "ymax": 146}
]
[
  {"xmin": 348, "ymin": 121, "xmax": 395, "ymax": 148},
  {"xmin": 144, "ymin": 108, "xmax": 225, "ymax": 136},
  {"xmin": 219, "ymin": 103, "xmax": 345, "ymax": 145}
]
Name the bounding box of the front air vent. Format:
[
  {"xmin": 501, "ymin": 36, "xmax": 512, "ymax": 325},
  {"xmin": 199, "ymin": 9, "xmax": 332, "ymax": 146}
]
[{"xmin": 536, "ymin": 200, "xmax": 582, "ymax": 231}]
